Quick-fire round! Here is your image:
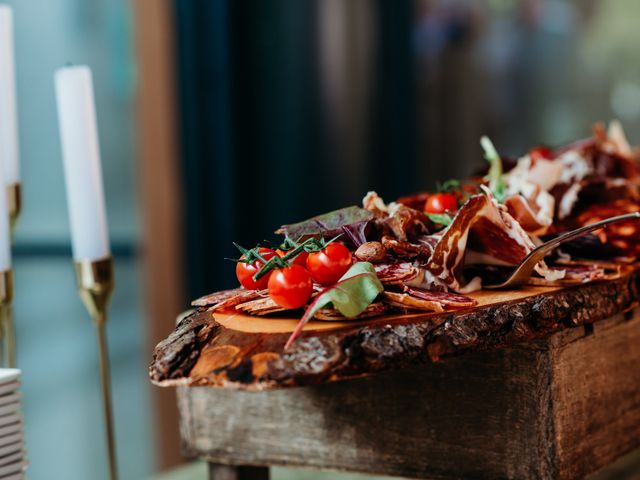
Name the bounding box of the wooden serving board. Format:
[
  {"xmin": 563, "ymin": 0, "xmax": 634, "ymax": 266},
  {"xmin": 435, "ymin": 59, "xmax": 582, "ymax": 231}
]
[{"xmin": 149, "ymin": 267, "xmax": 639, "ymax": 391}]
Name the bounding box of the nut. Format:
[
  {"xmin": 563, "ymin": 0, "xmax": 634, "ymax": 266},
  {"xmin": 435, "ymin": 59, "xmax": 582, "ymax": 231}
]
[{"xmin": 355, "ymin": 241, "xmax": 387, "ymax": 263}]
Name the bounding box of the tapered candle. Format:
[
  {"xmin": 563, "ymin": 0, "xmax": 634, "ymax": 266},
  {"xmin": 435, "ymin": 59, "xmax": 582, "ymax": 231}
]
[
  {"xmin": 0, "ymin": 160, "xmax": 11, "ymax": 272},
  {"xmin": 0, "ymin": 5, "xmax": 20, "ymax": 185},
  {"xmin": 55, "ymin": 65, "xmax": 110, "ymax": 261}
]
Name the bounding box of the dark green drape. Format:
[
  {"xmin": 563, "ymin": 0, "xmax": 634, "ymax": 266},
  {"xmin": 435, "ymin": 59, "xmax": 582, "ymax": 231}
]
[{"xmin": 174, "ymin": 0, "xmax": 416, "ymax": 299}]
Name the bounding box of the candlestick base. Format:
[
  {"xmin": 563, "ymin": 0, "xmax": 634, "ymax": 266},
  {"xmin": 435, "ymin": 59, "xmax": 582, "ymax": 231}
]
[
  {"xmin": 74, "ymin": 257, "xmax": 118, "ymax": 480},
  {"xmin": 0, "ymin": 271, "xmax": 13, "ymax": 367},
  {"xmin": 7, "ymin": 183, "xmax": 20, "ymax": 236}
]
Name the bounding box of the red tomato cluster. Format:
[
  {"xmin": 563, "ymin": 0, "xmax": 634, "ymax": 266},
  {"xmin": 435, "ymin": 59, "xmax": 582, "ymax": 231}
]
[
  {"xmin": 235, "ymin": 247, "xmax": 277, "ymax": 290},
  {"xmin": 235, "ymin": 243, "xmax": 353, "ymax": 310}
]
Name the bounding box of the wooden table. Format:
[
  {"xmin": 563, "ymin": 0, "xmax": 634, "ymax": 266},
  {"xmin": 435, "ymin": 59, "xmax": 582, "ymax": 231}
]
[{"xmin": 150, "ymin": 272, "xmax": 640, "ymax": 479}]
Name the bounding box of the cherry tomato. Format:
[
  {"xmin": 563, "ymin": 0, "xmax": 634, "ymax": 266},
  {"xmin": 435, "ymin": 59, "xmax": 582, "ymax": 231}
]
[
  {"xmin": 276, "ymin": 248, "xmax": 309, "ymax": 268},
  {"xmin": 425, "ymin": 193, "xmax": 457, "ymax": 214},
  {"xmin": 306, "ymin": 243, "xmax": 353, "ymax": 285},
  {"xmin": 529, "ymin": 146, "xmax": 554, "ymax": 161},
  {"xmin": 235, "ymin": 247, "xmax": 277, "ymax": 290},
  {"xmin": 268, "ymin": 265, "xmax": 313, "ymax": 309}
]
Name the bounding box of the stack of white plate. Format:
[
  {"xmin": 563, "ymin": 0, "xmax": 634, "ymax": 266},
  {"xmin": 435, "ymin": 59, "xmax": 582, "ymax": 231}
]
[{"xmin": 0, "ymin": 370, "xmax": 26, "ymax": 479}]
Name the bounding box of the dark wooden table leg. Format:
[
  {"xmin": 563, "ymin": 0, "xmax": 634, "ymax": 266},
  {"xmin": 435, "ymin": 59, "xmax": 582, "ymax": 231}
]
[{"xmin": 208, "ymin": 464, "xmax": 269, "ymax": 480}]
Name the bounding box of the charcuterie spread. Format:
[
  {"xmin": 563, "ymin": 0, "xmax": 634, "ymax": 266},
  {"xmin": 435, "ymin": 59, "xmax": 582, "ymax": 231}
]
[{"xmin": 193, "ymin": 121, "xmax": 640, "ymax": 349}]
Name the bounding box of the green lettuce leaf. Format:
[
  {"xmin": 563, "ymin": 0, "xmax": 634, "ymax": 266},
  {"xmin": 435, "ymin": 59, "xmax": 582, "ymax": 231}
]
[{"xmin": 284, "ymin": 262, "xmax": 384, "ymax": 349}]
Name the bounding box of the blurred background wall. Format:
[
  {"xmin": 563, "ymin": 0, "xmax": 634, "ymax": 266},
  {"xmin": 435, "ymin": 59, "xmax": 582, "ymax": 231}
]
[
  {"xmin": 5, "ymin": 0, "xmax": 152, "ymax": 479},
  {"xmin": 174, "ymin": 0, "xmax": 640, "ymax": 301},
  {"xmin": 3, "ymin": 0, "xmax": 640, "ymax": 478}
]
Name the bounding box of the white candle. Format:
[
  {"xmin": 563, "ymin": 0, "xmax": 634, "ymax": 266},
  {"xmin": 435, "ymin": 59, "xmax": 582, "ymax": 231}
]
[
  {"xmin": 0, "ymin": 158, "xmax": 11, "ymax": 271},
  {"xmin": 0, "ymin": 5, "xmax": 20, "ymax": 185},
  {"xmin": 55, "ymin": 65, "xmax": 110, "ymax": 261}
]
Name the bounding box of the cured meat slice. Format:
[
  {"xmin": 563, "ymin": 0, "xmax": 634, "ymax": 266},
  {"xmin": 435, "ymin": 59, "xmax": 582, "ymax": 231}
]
[
  {"xmin": 192, "ymin": 288, "xmax": 263, "ymax": 310},
  {"xmin": 402, "ymin": 286, "xmax": 477, "ymax": 308},
  {"xmin": 575, "ymin": 200, "xmax": 640, "ymax": 258},
  {"xmin": 381, "ymin": 234, "xmax": 439, "ymax": 260},
  {"xmin": 374, "ymin": 262, "xmax": 419, "ymax": 285},
  {"xmin": 235, "ymin": 296, "xmax": 286, "ymax": 315},
  {"xmin": 424, "ymin": 192, "xmax": 558, "ymax": 293},
  {"xmin": 528, "ymin": 260, "xmax": 622, "ymax": 286},
  {"xmin": 313, "ymin": 302, "xmax": 388, "ymax": 321},
  {"xmin": 363, "ymin": 191, "xmax": 431, "ymax": 241},
  {"xmin": 503, "ymin": 122, "xmax": 640, "ymax": 226},
  {"xmin": 382, "ymin": 287, "xmax": 475, "ymax": 313},
  {"xmin": 382, "ymin": 291, "xmax": 445, "ymax": 313},
  {"xmin": 504, "ymin": 191, "xmax": 554, "ymax": 234}
]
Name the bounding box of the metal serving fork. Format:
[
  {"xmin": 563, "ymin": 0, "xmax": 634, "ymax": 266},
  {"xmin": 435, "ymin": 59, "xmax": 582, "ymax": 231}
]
[{"xmin": 485, "ymin": 212, "xmax": 640, "ymax": 289}]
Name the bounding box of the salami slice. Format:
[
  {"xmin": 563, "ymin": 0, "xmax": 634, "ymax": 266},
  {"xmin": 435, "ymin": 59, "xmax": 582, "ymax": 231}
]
[
  {"xmin": 403, "ymin": 286, "xmax": 477, "ymax": 308},
  {"xmin": 374, "ymin": 262, "xmax": 419, "ymax": 285},
  {"xmin": 313, "ymin": 302, "xmax": 389, "ymax": 321}
]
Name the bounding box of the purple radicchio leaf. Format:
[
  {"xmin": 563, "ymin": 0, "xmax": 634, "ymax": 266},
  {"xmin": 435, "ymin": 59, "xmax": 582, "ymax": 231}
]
[
  {"xmin": 340, "ymin": 221, "xmax": 369, "ymax": 247},
  {"xmin": 277, "ymin": 206, "xmax": 373, "ymax": 245}
]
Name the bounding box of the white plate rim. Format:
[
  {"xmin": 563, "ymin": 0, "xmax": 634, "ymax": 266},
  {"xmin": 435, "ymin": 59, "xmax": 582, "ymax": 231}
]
[{"xmin": 0, "ymin": 371, "xmax": 20, "ymax": 386}]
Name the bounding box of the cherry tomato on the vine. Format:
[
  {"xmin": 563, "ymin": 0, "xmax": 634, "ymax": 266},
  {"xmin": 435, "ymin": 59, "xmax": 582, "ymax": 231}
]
[
  {"xmin": 306, "ymin": 243, "xmax": 353, "ymax": 285},
  {"xmin": 276, "ymin": 248, "xmax": 309, "ymax": 268},
  {"xmin": 235, "ymin": 247, "xmax": 277, "ymax": 290},
  {"xmin": 425, "ymin": 193, "xmax": 457, "ymax": 214},
  {"xmin": 268, "ymin": 265, "xmax": 313, "ymax": 309}
]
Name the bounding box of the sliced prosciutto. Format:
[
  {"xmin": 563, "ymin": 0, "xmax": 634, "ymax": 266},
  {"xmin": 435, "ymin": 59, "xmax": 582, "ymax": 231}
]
[
  {"xmin": 382, "ymin": 287, "xmax": 476, "ymax": 313},
  {"xmin": 574, "ymin": 200, "xmax": 640, "ymax": 258},
  {"xmin": 504, "ymin": 192, "xmax": 554, "ymax": 234},
  {"xmin": 192, "ymin": 288, "xmax": 264, "ymax": 310},
  {"xmin": 528, "ymin": 260, "xmax": 622, "ymax": 286},
  {"xmin": 424, "ymin": 192, "xmax": 562, "ymax": 293},
  {"xmin": 234, "ymin": 296, "xmax": 286, "ymax": 315}
]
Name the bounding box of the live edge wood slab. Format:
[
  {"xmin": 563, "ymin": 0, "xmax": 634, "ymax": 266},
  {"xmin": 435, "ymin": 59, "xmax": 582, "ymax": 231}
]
[
  {"xmin": 150, "ymin": 268, "xmax": 639, "ymax": 391},
  {"xmin": 150, "ymin": 269, "xmax": 640, "ymax": 479}
]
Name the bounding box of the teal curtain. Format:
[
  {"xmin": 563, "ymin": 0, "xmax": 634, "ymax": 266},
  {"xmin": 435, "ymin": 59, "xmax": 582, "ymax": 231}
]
[{"xmin": 174, "ymin": 0, "xmax": 417, "ymax": 298}]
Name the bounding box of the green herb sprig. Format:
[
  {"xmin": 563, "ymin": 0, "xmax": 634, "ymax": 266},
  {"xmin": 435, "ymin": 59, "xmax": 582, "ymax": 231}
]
[
  {"xmin": 426, "ymin": 213, "xmax": 453, "ymax": 227},
  {"xmin": 480, "ymin": 135, "xmax": 507, "ymax": 203}
]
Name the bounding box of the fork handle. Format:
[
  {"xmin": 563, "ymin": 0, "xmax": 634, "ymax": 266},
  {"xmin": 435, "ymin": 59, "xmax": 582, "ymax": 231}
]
[
  {"xmin": 486, "ymin": 211, "xmax": 640, "ymax": 289},
  {"xmin": 530, "ymin": 211, "xmax": 640, "ymax": 263}
]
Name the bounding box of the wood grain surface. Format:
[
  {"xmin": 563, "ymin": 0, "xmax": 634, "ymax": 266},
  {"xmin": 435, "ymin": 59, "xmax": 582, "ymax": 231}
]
[
  {"xmin": 150, "ymin": 268, "xmax": 639, "ymax": 391},
  {"xmin": 177, "ymin": 312, "xmax": 640, "ymax": 479}
]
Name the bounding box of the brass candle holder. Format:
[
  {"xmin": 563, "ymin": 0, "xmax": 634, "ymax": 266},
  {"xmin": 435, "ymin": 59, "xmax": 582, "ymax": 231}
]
[
  {"xmin": 74, "ymin": 256, "xmax": 118, "ymax": 480},
  {"xmin": 7, "ymin": 183, "xmax": 20, "ymax": 234},
  {"xmin": 3, "ymin": 182, "xmax": 20, "ymax": 368},
  {"xmin": 0, "ymin": 270, "xmax": 13, "ymax": 367}
]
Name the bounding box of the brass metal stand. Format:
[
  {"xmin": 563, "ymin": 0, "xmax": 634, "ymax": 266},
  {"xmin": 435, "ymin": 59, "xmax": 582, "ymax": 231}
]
[
  {"xmin": 4, "ymin": 183, "xmax": 20, "ymax": 368},
  {"xmin": 0, "ymin": 270, "xmax": 13, "ymax": 368},
  {"xmin": 74, "ymin": 256, "xmax": 118, "ymax": 480},
  {"xmin": 7, "ymin": 183, "xmax": 20, "ymax": 234}
]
